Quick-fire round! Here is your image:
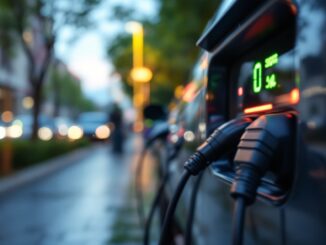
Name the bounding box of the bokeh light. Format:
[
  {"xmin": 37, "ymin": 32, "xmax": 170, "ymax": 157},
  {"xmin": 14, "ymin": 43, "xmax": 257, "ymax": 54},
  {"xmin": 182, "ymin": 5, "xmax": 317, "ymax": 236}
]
[
  {"xmin": 184, "ymin": 130, "xmax": 195, "ymax": 142},
  {"xmin": 7, "ymin": 125, "xmax": 23, "ymax": 138},
  {"xmin": 58, "ymin": 124, "xmax": 69, "ymax": 136},
  {"xmin": 22, "ymin": 97, "xmax": 34, "ymax": 109},
  {"xmin": 1, "ymin": 111, "xmax": 13, "ymax": 123},
  {"xmin": 95, "ymin": 125, "xmax": 111, "ymax": 139},
  {"xmin": 0, "ymin": 126, "xmax": 6, "ymax": 139},
  {"xmin": 38, "ymin": 127, "xmax": 53, "ymax": 141},
  {"xmin": 68, "ymin": 126, "xmax": 83, "ymax": 140}
]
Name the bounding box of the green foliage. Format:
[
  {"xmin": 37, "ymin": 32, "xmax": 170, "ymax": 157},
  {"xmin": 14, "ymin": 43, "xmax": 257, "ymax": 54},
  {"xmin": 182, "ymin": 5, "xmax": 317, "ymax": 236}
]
[
  {"xmin": 0, "ymin": 0, "xmax": 102, "ymax": 139},
  {"xmin": 0, "ymin": 139, "xmax": 90, "ymax": 170},
  {"xmin": 47, "ymin": 65, "xmax": 96, "ymax": 117},
  {"xmin": 107, "ymin": 0, "xmax": 221, "ymax": 105},
  {"xmin": 0, "ymin": 1, "xmax": 17, "ymax": 62}
]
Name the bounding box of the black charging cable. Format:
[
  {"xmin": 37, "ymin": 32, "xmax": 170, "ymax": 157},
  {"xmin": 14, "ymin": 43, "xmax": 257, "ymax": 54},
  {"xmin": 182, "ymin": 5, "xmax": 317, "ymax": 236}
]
[
  {"xmin": 230, "ymin": 113, "xmax": 294, "ymax": 245},
  {"xmin": 135, "ymin": 123, "xmax": 170, "ymax": 227},
  {"xmin": 143, "ymin": 136, "xmax": 184, "ymax": 245},
  {"xmin": 158, "ymin": 117, "xmax": 253, "ymax": 245},
  {"xmin": 143, "ymin": 169, "xmax": 169, "ymax": 245},
  {"xmin": 185, "ymin": 171, "xmax": 204, "ymax": 245}
]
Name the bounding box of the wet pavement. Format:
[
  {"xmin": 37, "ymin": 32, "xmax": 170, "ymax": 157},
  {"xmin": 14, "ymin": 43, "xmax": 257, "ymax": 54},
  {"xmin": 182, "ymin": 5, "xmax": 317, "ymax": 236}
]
[{"xmin": 0, "ymin": 136, "xmax": 150, "ymax": 245}]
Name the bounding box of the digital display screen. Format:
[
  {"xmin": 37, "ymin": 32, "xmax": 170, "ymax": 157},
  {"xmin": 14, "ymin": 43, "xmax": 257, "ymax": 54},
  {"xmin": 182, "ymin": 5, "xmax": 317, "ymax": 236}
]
[{"xmin": 237, "ymin": 50, "xmax": 298, "ymax": 114}]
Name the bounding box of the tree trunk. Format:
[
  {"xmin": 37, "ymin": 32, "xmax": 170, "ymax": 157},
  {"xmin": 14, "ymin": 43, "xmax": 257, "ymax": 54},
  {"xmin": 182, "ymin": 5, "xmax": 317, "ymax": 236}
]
[
  {"xmin": 31, "ymin": 83, "xmax": 42, "ymax": 140},
  {"xmin": 53, "ymin": 78, "xmax": 60, "ymax": 117}
]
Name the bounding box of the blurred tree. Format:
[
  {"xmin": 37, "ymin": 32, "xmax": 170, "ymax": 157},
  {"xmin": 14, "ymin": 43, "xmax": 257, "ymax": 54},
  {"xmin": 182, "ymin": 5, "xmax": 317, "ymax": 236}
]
[
  {"xmin": 0, "ymin": 0, "xmax": 101, "ymax": 139},
  {"xmin": 107, "ymin": 0, "xmax": 221, "ymax": 105},
  {"xmin": 47, "ymin": 63, "xmax": 96, "ymax": 118}
]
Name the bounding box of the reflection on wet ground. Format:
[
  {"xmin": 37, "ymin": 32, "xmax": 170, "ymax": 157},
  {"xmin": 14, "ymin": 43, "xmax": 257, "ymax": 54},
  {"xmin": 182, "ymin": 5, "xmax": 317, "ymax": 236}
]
[{"xmin": 0, "ymin": 136, "xmax": 157, "ymax": 245}]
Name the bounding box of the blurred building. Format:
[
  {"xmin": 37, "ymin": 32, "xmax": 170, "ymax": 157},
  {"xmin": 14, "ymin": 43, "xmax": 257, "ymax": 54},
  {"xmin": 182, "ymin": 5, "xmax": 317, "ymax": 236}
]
[
  {"xmin": 0, "ymin": 9, "xmax": 59, "ymax": 119},
  {"xmin": 0, "ymin": 35, "xmax": 30, "ymax": 116}
]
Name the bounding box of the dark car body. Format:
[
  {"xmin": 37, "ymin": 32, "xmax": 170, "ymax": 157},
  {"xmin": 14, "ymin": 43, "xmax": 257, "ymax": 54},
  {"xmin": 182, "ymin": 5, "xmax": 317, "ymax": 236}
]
[
  {"xmin": 76, "ymin": 112, "xmax": 109, "ymax": 140},
  {"xmin": 162, "ymin": 1, "xmax": 326, "ymax": 244}
]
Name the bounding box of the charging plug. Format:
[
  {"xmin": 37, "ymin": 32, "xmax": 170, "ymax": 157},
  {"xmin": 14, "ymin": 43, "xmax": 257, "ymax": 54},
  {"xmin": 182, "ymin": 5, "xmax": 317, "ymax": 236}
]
[
  {"xmin": 159, "ymin": 117, "xmax": 253, "ymax": 245},
  {"xmin": 184, "ymin": 117, "xmax": 253, "ymax": 175},
  {"xmin": 231, "ymin": 113, "xmax": 295, "ymax": 204},
  {"xmin": 230, "ymin": 113, "xmax": 295, "ymax": 245}
]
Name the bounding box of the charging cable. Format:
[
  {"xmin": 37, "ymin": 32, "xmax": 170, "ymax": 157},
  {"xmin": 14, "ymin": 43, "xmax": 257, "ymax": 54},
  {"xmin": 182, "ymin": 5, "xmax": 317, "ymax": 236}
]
[
  {"xmin": 158, "ymin": 117, "xmax": 253, "ymax": 245},
  {"xmin": 135, "ymin": 122, "xmax": 170, "ymax": 227},
  {"xmin": 185, "ymin": 171, "xmax": 204, "ymax": 245},
  {"xmin": 230, "ymin": 113, "xmax": 294, "ymax": 245},
  {"xmin": 143, "ymin": 136, "xmax": 184, "ymax": 245}
]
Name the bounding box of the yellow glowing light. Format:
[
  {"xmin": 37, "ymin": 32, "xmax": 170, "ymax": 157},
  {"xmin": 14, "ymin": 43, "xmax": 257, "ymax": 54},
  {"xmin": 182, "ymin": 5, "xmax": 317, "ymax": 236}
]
[
  {"xmin": 184, "ymin": 130, "xmax": 195, "ymax": 142},
  {"xmin": 68, "ymin": 126, "xmax": 83, "ymax": 140},
  {"xmin": 182, "ymin": 82, "xmax": 198, "ymax": 102},
  {"xmin": 290, "ymin": 88, "xmax": 300, "ymax": 104},
  {"xmin": 134, "ymin": 93, "xmax": 144, "ymax": 107},
  {"xmin": 174, "ymin": 85, "xmax": 184, "ymax": 99},
  {"xmin": 0, "ymin": 126, "xmax": 6, "ymax": 139},
  {"xmin": 95, "ymin": 125, "xmax": 111, "ymax": 139},
  {"xmin": 130, "ymin": 67, "xmax": 152, "ymax": 83},
  {"xmin": 22, "ymin": 96, "xmax": 34, "ymax": 109},
  {"xmin": 125, "ymin": 21, "xmax": 144, "ymax": 68},
  {"xmin": 2, "ymin": 111, "xmax": 13, "ymax": 123},
  {"xmin": 38, "ymin": 127, "xmax": 53, "ymax": 141},
  {"xmin": 7, "ymin": 125, "xmax": 23, "ymax": 138},
  {"xmin": 244, "ymin": 104, "xmax": 273, "ymax": 114}
]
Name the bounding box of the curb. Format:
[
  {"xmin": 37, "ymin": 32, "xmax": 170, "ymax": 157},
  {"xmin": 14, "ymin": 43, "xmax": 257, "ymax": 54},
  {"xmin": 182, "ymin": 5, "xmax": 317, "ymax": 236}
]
[{"xmin": 0, "ymin": 145, "xmax": 97, "ymax": 195}]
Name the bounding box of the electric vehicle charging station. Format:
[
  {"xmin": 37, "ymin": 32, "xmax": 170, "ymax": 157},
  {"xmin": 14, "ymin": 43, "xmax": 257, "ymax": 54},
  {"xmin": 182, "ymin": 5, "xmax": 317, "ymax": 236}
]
[
  {"xmin": 156, "ymin": 0, "xmax": 326, "ymax": 244},
  {"xmin": 199, "ymin": 0, "xmax": 298, "ymax": 206}
]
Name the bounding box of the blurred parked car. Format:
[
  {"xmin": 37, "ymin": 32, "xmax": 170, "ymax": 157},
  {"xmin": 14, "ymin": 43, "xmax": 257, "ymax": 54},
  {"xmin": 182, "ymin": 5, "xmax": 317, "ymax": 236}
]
[{"xmin": 76, "ymin": 112, "xmax": 110, "ymax": 141}]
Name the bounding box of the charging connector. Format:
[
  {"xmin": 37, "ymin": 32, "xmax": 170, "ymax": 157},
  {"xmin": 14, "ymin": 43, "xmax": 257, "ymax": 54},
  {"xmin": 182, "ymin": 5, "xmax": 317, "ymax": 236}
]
[
  {"xmin": 230, "ymin": 113, "xmax": 295, "ymax": 245},
  {"xmin": 184, "ymin": 118, "xmax": 253, "ymax": 175},
  {"xmin": 159, "ymin": 117, "xmax": 253, "ymax": 245}
]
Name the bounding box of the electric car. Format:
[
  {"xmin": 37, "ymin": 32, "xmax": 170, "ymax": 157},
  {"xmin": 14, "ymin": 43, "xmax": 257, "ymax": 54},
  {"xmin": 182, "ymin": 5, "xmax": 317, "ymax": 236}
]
[{"xmin": 154, "ymin": 0, "xmax": 326, "ymax": 244}]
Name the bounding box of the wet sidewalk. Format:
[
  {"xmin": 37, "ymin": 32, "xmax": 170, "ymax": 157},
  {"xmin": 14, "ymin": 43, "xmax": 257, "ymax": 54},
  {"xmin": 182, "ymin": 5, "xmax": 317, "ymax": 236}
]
[{"xmin": 0, "ymin": 136, "xmax": 155, "ymax": 245}]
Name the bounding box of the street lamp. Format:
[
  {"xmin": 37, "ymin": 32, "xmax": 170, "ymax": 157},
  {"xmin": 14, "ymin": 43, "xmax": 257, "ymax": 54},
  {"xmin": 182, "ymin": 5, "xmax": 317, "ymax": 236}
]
[
  {"xmin": 130, "ymin": 66, "xmax": 153, "ymax": 83},
  {"xmin": 125, "ymin": 21, "xmax": 152, "ymax": 132},
  {"xmin": 125, "ymin": 21, "xmax": 144, "ymax": 68}
]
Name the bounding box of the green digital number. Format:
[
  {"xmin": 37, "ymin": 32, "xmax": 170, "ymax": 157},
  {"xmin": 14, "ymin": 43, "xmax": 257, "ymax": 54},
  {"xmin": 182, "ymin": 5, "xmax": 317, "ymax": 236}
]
[
  {"xmin": 265, "ymin": 74, "xmax": 277, "ymax": 89},
  {"xmin": 265, "ymin": 53, "xmax": 278, "ymax": 68},
  {"xmin": 253, "ymin": 62, "xmax": 262, "ymax": 93}
]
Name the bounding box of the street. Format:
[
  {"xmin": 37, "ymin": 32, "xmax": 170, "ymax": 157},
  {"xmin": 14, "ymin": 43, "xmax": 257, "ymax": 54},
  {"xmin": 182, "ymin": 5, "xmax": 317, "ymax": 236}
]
[{"xmin": 0, "ymin": 137, "xmax": 149, "ymax": 245}]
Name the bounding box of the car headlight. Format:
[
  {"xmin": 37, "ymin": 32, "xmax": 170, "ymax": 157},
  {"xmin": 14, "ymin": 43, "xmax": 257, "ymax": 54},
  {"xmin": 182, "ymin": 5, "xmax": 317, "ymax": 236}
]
[
  {"xmin": 38, "ymin": 127, "xmax": 53, "ymax": 141},
  {"xmin": 0, "ymin": 126, "xmax": 6, "ymax": 139},
  {"xmin": 68, "ymin": 125, "xmax": 83, "ymax": 140},
  {"xmin": 7, "ymin": 125, "xmax": 23, "ymax": 138},
  {"xmin": 95, "ymin": 125, "xmax": 111, "ymax": 139}
]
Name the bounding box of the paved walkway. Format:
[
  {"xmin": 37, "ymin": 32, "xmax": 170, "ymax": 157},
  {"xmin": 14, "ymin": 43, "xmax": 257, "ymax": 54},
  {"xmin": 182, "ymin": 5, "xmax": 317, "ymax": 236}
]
[{"xmin": 0, "ymin": 136, "xmax": 154, "ymax": 245}]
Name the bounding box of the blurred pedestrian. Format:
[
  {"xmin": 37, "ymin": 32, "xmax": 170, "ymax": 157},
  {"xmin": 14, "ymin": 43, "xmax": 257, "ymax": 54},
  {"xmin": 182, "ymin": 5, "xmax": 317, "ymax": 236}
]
[{"xmin": 110, "ymin": 103, "xmax": 124, "ymax": 154}]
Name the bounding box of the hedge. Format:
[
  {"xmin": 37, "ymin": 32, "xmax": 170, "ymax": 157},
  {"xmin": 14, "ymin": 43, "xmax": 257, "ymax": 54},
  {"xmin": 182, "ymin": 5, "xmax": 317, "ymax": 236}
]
[{"xmin": 0, "ymin": 139, "xmax": 90, "ymax": 171}]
